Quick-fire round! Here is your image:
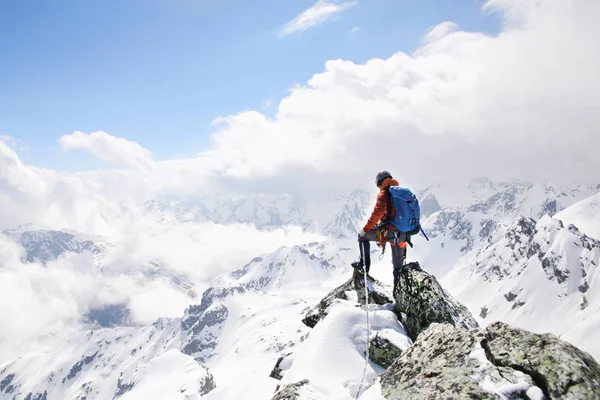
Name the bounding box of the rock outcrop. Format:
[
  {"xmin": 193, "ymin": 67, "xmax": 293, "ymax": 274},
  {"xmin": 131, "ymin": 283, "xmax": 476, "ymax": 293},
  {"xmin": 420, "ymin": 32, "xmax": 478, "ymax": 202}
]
[
  {"xmin": 369, "ymin": 334, "xmax": 403, "ymax": 369},
  {"xmin": 393, "ymin": 262, "xmax": 479, "ymax": 341},
  {"xmin": 380, "ymin": 321, "xmax": 600, "ymax": 399},
  {"xmin": 180, "ymin": 284, "xmax": 245, "ymax": 362},
  {"xmin": 271, "ymin": 379, "xmax": 329, "ymax": 400},
  {"xmin": 271, "ymin": 380, "xmax": 310, "ymax": 400},
  {"xmin": 302, "ymin": 269, "xmax": 392, "ymax": 328},
  {"xmin": 270, "ymin": 352, "xmax": 293, "ymax": 381}
]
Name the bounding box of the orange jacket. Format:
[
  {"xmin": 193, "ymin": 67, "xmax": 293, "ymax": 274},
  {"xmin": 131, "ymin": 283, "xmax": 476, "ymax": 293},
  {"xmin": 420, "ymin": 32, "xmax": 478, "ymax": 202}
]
[{"xmin": 363, "ymin": 177, "xmax": 399, "ymax": 232}]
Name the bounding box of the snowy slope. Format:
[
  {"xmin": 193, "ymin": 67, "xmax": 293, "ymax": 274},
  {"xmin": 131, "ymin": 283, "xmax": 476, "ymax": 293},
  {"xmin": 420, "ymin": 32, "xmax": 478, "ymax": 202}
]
[
  {"xmin": 0, "ymin": 319, "xmax": 214, "ymax": 400},
  {"xmin": 0, "ymin": 243, "xmax": 353, "ymax": 400},
  {"xmin": 441, "ymin": 214, "xmax": 600, "ymax": 359},
  {"xmin": 554, "ymin": 191, "xmax": 600, "ymax": 240},
  {"xmin": 277, "ymin": 302, "xmax": 411, "ymax": 399}
]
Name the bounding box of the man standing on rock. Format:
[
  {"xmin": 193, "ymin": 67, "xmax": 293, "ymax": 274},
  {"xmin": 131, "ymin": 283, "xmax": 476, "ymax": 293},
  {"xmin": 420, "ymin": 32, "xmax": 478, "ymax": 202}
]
[{"xmin": 352, "ymin": 170, "xmax": 408, "ymax": 287}]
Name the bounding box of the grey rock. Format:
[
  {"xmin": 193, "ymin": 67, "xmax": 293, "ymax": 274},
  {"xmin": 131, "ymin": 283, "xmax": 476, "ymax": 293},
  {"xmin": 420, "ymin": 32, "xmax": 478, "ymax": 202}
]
[
  {"xmin": 271, "ymin": 379, "xmax": 310, "ymax": 400},
  {"xmin": 181, "ymin": 303, "xmax": 228, "ymax": 363},
  {"xmin": 114, "ymin": 376, "xmax": 135, "ymax": 398},
  {"xmin": 393, "ymin": 264, "xmax": 479, "ymax": 341},
  {"xmin": 63, "ymin": 352, "xmax": 99, "ymax": 383},
  {"xmin": 198, "ymin": 369, "xmax": 216, "ymax": 396},
  {"xmin": 426, "ymin": 210, "xmax": 474, "ymax": 253},
  {"xmin": 468, "ymin": 185, "xmax": 521, "ymax": 215},
  {"xmin": 369, "ymin": 334, "xmax": 403, "ymax": 369},
  {"xmin": 381, "ymin": 321, "xmax": 600, "ymax": 399},
  {"xmin": 380, "ymin": 323, "xmax": 498, "ymax": 400},
  {"xmin": 482, "ymin": 321, "xmax": 600, "ymax": 399},
  {"xmin": 270, "ymin": 353, "xmax": 293, "ymax": 380},
  {"xmin": 352, "ymin": 268, "xmax": 394, "ymax": 306},
  {"xmin": 0, "ymin": 373, "xmax": 16, "ymax": 394},
  {"xmin": 180, "ymin": 285, "xmax": 243, "ymax": 362},
  {"xmin": 24, "ymin": 391, "xmax": 48, "ymax": 400},
  {"xmin": 540, "ymin": 199, "xmax": 558, "ymax": 217},
  {"xmin": 480, "ymin": 307, "xmax": 489, "ymax": 319}
]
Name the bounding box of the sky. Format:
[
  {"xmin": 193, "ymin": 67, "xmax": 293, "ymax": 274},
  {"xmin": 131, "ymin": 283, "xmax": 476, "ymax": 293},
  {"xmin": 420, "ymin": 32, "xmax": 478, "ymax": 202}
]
[{"xmin": 1, "ymin": 0, "xmax": 501, "ymax": 169}]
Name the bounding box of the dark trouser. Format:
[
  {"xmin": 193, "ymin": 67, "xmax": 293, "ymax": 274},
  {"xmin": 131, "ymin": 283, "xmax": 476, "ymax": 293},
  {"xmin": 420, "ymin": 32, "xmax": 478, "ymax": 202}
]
[{"xmin": 358, "ymin": 228, "xmax": 406, "ymax": 286}]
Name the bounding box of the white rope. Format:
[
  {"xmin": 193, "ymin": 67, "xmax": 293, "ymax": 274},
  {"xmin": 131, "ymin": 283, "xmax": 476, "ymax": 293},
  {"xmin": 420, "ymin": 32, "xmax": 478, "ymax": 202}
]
[{"xmin": 354, "ymin": 265, "xmax": 371, "ymax": 399}]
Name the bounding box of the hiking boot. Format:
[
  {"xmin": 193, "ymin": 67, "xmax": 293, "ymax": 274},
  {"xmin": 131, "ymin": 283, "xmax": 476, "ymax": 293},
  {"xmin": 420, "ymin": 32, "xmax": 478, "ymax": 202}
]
[
  {"xmin": 351, "ymin": 260, "xmax": 364, "ymax": 273},
  {"xmin": 405, "ymin": 261, "xmax": 422, "ymax": 271}
]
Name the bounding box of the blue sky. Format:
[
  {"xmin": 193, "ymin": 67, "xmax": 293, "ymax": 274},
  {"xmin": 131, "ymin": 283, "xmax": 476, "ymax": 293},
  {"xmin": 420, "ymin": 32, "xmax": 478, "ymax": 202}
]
[{"xmin": 0, "ymin": 0, "xmax": 500, "ymax": 170}]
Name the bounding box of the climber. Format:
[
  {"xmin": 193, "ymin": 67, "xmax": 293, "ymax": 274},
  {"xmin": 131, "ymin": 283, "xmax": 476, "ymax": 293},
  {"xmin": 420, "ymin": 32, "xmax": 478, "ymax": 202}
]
[{"xmin": 351, "ymin": 170, "xmax": 407, "ymax": 288}]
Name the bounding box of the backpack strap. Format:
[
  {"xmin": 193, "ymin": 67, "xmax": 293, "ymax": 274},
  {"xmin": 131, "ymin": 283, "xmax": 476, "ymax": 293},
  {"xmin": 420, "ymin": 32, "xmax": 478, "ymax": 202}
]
[{"xmin": 384, "ymin": 187, "xmax": 392, "ymax": 226}]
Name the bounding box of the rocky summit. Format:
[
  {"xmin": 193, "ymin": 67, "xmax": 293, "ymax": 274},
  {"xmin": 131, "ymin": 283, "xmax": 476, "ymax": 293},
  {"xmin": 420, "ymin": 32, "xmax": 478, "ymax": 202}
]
[
  {"xmin": 393, "ymin": 262, "xmax": 479, "ymax": 341},
  {"xmin": 283, "ymin": 258, "xmax": 600, "ymax": 399},
  {"xmin": 380, "ymin": 321, "xmax": 600, "ymax": 399}
]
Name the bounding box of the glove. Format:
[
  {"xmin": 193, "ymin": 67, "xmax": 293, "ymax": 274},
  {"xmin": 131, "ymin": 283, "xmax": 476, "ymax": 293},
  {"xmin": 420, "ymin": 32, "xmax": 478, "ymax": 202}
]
[{"xmin": 358, "ymin": 228, "xmax": 367, "ymax": 238}]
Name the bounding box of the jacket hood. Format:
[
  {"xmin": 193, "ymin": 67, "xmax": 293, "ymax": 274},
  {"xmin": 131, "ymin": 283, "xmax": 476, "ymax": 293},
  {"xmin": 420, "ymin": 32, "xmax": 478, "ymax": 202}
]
[{"xmin": 380, "ymin": 177, "xmax": 399, "ymax": 190}]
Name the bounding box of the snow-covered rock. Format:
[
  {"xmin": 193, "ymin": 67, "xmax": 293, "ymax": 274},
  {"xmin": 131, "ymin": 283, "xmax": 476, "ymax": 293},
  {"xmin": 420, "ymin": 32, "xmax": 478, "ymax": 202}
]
[
  {"xmin": 302, "ymin": 268, "xmax": 393, "ymax": 329},
  {"xmin": 277, "ymin": 302, "xmax": 411, "ymax": 399},
  {"xmin": 380, "ymin": 321, "xmax": 600, "ymax": 399},
  {"xmin": 393, "ymin": 262, "xmax": 479, "ymax": 341}
]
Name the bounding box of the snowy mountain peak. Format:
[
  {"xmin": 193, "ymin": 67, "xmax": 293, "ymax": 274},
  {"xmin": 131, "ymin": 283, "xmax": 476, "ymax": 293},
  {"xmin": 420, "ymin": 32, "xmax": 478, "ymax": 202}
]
[
  {"xmin": 554, "ymin": 191, "xmax": 600, "ymax": 240},
  {"xmin": 222, "ymin": 245, "xmax": 334, "ymax": 292},
  {"xmin": 146, "ymin": 193, "xmax": 309, "ymax": 229},
  {"xmin": 473, "ymin": 214, "xmax": 600, "ymax": 287},
  {"xmin": 323, "ymin": 189, "xmax": 372, "ymax": 239},
  {"xmin": 2, "ymin": 227, "xmax": 107, "ymax": 263}
]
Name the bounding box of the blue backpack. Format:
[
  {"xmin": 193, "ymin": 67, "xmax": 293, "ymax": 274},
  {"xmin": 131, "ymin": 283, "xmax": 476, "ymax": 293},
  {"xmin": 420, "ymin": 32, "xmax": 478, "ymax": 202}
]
[{"xmin": 386, "ymin": 186, "xmax": 429, "ymax": 242}]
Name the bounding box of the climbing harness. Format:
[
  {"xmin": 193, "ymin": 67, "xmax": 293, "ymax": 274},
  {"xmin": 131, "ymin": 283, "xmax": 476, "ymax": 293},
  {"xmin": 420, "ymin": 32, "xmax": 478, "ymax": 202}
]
[{"xmin": 354, "ymin": 254, "xmax": 371, "ymax": 400}]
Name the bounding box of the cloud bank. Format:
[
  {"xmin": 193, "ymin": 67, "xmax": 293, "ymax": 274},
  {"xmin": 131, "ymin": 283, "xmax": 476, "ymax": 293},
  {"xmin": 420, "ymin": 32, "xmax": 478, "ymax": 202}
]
[
  {"xmin": 59, "ymin": 131, "xmax": 155, "ymax": 172},
  {"xmin": 265, "ymin": 0, "xmax": 598, "ymax": 188}
]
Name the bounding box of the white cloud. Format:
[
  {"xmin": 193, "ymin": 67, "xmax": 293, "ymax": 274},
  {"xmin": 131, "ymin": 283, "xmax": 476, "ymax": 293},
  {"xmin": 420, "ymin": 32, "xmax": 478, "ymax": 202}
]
[
  {"xmin": 350, "ymin": 26, "xmax": 361, "ymax": 34},
  {"xmin": 0, "ymin": 219, "xmax": 324, "ymax": 347},
  {"xmin": 0, "ymin": 135, "xmax": 28, "ymax": 152},
  {"xmin": 281, "ymin": 1, "xmax": 357, "ymax": 36},
  {"xmin": 202, "ymin": 0, "xmax": 600, "ymax": 190},
  {"xmin": 423, "ymin": 21, "xmax": 459, "ymax": 43},
  {"xmin": 59, "ymin": 130, "xmax": 155, "ymax": 171}
]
